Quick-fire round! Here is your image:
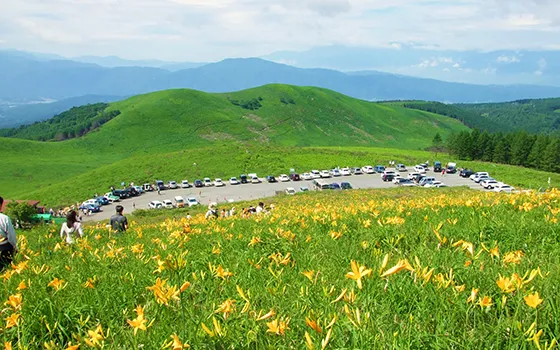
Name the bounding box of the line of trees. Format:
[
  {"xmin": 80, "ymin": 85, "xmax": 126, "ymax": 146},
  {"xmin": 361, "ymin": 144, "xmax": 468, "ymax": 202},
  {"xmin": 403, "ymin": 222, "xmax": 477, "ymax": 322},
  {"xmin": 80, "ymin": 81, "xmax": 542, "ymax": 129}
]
[{"xmin": 447, "ymin": 129, "xmax": 560, "ymax": 173}]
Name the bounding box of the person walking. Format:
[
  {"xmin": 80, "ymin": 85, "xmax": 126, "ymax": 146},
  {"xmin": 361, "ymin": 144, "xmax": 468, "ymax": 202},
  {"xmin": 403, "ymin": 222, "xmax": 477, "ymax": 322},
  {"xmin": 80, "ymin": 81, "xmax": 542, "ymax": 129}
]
[
  {"xmin": 60, "ymin": 210, "xmax": 84, "ymax": 244},
  {"xmin": 110, "ymin": 205, "xmax": 128, "ymax": 233},
  {"xmin": 0, "ymin": 196, "xmax": 17, "ymax": 269},
  {"xmin": 205, "ymin": 203, "xmax": 218, "ymax": 220}
]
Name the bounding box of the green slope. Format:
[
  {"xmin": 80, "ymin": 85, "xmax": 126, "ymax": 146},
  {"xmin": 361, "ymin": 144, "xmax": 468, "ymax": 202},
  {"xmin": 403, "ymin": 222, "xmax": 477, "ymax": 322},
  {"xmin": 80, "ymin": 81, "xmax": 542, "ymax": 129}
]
[{"xmin": 0, "ymin": 84, "xmax": 470, "ymax": 203}]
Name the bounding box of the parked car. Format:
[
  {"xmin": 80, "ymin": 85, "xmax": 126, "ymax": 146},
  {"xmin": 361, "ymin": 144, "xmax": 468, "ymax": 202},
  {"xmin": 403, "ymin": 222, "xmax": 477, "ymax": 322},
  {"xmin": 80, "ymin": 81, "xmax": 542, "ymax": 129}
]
[
  {"xmin": 408, "ymin": 172, "xmax": 421, "ymax": 180},
  {"xmin": 341, "ymin": 168, "xmax": 352, "ymax": 176},
  {"xmin": 302, "ymin": 173, "xmax": 312, "ymax": 180},
  {"xmin": 204, "ymin": 178, "xmax": 213, "ymax": 187},
  {"xmin": 374, "ymin": 165, "xmax": 386, "ymax": 173},
  {"xmin": 310, "ymin": 170, "xmax": 321, "ymax": 179},
  {"xmin": 251, "ymin": 176, "xmax": 261, "ymax": 184},
  {"xmin": 341, "ymin": 182, "xmax": 353, "ymax": 190},
  {"xmin": 362, "ymin": 166, "xmax": 374, "ymax": 174},
  {"xmin": 434, "ymin": 161, "xmax": 442, "ymax": 172},
  {"xmin": 474, "ymin": 175, "xmax": 491, "ymax": 184},
  {"xmin": 396, "ymin": 178, "xmax": 416, "ymax": 187},
  {"xmin": 300, "ymin": 186, "xmax": 310, "ymax": 192},
  {"xmin": 168, "ymin": 181, "xmax": 179, "ymax": 189},
  {"xmin": 289, "ymin": 173, "xmax": 301, "ymax": 181},
  {"xmin": 149, "ymin": 201, "xmax": 163, "ymax": 209},
  {"xmin": 480, "ymin": 179, "xmax": 499, "ymax": 189},
  {"xmin": 95, "ymin": 196, "xmax": 109, "ymax": 206},
  {"xmin": 382, "ymin": 173, "xmax": 396, "ymax": 182},
  {"xmin": 187, "ymin": 197, "xmax": 199, "ymax": 207},
  {"xmin": 285, "ymin": 187, "xmax": 297, "ymax": 195},
  {"xmin": 112, "ymin": 190, "xmax": 129, "ymax": 199},
  {"xmin": 420, "ymin": 163, "xmax": 429, "ymax": 171},
  {"xmin": 104, "ymin": 193, "xmax": 120, "ymax": 203},
  {"xmin": 248, "ymin": 173, "xmax": 258, "ymax": 179},
  {"xmin": 320, "ymin": 170, "xmax": 332, "ymax": 178},
  {"xmin": 125, "ymin": 187, "xmax": 140, "ymax": 197},
  {"xmin": 329, "ymin": 183, "xmax": 341, "ymax": 190},
  {"xmin": 279, "ymin": 174, "xmax": 290, "ymax": 182},
  {"xmin": 353, "ymin": 168, "xmax": 363, "ymax": 175},
  {"xmin": 470, "ymin": 172, "xmax": 489, "ymax": 181},
  {"xmin": 266, "ymin": 175, "xmax": 277, "ymax": 183},
  {"xmin": 133, "ymin": 186, "xmax": 145, "ymax": 194},
  {"xmin": 419, "ymin": 177, "xmax": 436, "ymax": 186},
  {"xmin": 194, "ymin": 179, "xmax": 204, "ymax": 188},
  {"xmin": 396, "ymin": 164, "xmax": 407, "ymax": 172},
  {"xmin": 240, "ymin": 174, "xmax": 248, "ymax": 184},
  {"xmin": 162, "ymin": 200, "xmax": 174, "ymax": 209},
  {"xmin": 446, "ymin": 162, "xmax": 457, "ymax": 174},
  {"xmin": 494, "ymin": 184, "xmax": 515, "ymax": 193},
  {"xmin": 424, "ymin": 181, "xmax": 443, "ymax": 188},
  {"xmin": 174, "ymin": 196, "xmax": 185, "ymax": 208},
  {"xmin": 79, "ymin": 203, "xmax": 101, "ymax": 213},
  {"xmin": 460, "ymin": 169, "xmax": 475, "ymax": 178},
  {"xmin": 214, "ymin": 179, "xmax": 225, "ymax": 187},
  {"xmin": 155, "ymin": 180, "xmax": 166, "ymax": 190},
  {"xmin": 414, "ymin": 165, "xmax": 427, "ymax": 174},
  {"xmin": 229, "ymin": 177, "xmax": 240, "ymax": 185},
  {"xmin": 143, "ymin": 183, "xmax": 154, "ymax": 192},
  {"xmin": 82, "ymin": 199, "xmax": 99, "ymax": 207},
  {"xmin": 181, "ymin": 180, "xmax": 191, "ymax": 188},
  {"xmin": 330, "ymin": 169, "xmax": 341, "ymax": 177}
]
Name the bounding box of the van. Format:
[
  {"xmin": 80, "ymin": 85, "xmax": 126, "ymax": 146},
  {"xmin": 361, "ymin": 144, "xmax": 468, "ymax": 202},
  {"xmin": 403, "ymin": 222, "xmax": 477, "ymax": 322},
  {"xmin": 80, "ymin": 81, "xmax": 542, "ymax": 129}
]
[
  {"xmin": 313, "ymin": 179, "xmax": 330, "ymax": 190},
  {"xmin": 419, "ymin": 177, "xmax": 436, "ymax": 186},
  {"xmin": 174, "ymin": 196, "xmax": 185, "ymax": 208}
]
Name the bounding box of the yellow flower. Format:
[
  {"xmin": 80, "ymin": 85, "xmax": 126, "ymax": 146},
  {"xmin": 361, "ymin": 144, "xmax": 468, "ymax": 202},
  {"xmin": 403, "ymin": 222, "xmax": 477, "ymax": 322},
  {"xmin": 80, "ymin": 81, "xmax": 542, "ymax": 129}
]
[
  {"xmin": 248, "ymin": 236, "xmax": 262, "ymax": 246},
  {"xmin": 5, "ymin": 313, "xmax": 20, "ymax": 328},
  {"xmin": 380, "ymin": 259, "xmax": 414, "ymax": 278},
  {"xmin": 17, "ymin": 280, "xmax": 27, "ymax": 290},
  {"xmin": 302, "ymin": 270, "xmax": 315, "ymax": 282},
  {"xmin": 478, "ymin": 296, "xmax": 493, "ymax": 308},
  {"xmin": 48, "ymin": 277, "xmax": 66, "ymax": 291},
  {"xmin": 215, "ymin": 299, "xmax": 236, "ymax": 319},
  {"xmin": 165, "ymin": 334, "xmax": 189, "ymax": 349},
  {"xmin": 256, "ymin": 309, "xmax": 276, "ymax": 321},
  {"xmin": 5, "ymin": 294, "xmax": 23, "ymax": 310},
  {"xmin": 4, "ymin": 342, "xmax": 12, "ymax": 350},
  {"xmin": 85, "ymin": 325, "xmax": 105, "ymax": 347},
  {"xmin": 147, "ymin": 278, "xmax": 180, "ymax": 305},
  {"xmin": 65, "ymin": 343, "xmax": 80, "ymax": 350},
  {"xmin": 503, "ymin": 250, "xmax": 524, "ymax": 265},
  {"xmin": 496, "ymin": 275, "xmax": 515, "ymax": 293},
  {"xmin": 467, "ymin": 288, "xmax": 479, "ymax": 304},
  {"xmin": 305, "ymin": 317, "xmax": 322, "ymax": 334},
  {"xmin": 345, "ymin": 260, "xmax": 372, "ymax": 289},
  {"xmin": 524, "ymin": 292, "xmax": 543, "ymax": 309},
  {"xmin": 127, "ymin": 305, "xmax": 148, "ymax": 335},
  {"xmin": 266, "ymin": 318, "xmax": 289, "ymax": 336},
  {"xmin": 83, "ymin": 277, "xmax": 97, "ymax": 289},
  {"xmin": 180, "ymin": 281, "xmax": 191, "ymax": 292}
]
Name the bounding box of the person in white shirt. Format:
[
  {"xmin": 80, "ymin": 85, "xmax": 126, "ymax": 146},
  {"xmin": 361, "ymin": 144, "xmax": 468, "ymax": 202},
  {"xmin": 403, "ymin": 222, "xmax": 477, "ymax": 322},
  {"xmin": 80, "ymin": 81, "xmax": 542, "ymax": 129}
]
[
  {"xmin": 60, "ymin": 210, "xmax": 84, "ymax": 244},
  {"xmin": 256, "ymin": 202, "xmax": 265, "ymax": 214},
  {"xmin": 0, "ymin": 196, "xmax": 17, "ymax": 268}
]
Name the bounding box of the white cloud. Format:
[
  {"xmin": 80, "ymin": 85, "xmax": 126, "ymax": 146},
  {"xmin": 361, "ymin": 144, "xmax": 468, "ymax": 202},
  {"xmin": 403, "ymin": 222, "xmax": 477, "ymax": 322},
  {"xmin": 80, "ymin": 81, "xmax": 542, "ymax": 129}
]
[{"xmin": 497, "ymin": 55, "xmax": 520, "ymax": 63}]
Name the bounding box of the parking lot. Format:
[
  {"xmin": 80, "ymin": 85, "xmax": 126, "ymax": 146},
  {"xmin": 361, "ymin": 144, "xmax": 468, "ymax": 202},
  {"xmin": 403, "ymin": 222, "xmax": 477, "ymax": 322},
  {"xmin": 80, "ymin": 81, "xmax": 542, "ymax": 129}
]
[{"xmin": 84, "ymin": 166, "xmax": 481, "ymax": 222}]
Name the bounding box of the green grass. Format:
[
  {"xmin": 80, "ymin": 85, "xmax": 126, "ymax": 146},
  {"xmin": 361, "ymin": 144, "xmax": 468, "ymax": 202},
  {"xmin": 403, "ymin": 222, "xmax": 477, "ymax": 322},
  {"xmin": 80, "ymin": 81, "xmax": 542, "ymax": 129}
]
[{"xmin": 2, "ymin": 188, "xmax": 559, "ymax": 348}]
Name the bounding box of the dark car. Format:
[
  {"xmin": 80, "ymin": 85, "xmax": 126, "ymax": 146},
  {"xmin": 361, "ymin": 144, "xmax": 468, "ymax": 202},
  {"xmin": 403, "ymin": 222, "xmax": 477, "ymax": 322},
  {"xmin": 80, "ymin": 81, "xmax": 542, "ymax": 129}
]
[
  {"xmin": 126, "ymin": 187, "xmax": 140, "ymax": 197},
  {"xmin": 374, "ymin": 165, "xmax": 386, "ymax": 173},
  {"xmin": 240, "ymin": 174, "xmax": 248, "ymax": 184},
  {"xmin": 95, "ymin": 196, "xmax": 109, "ymax": 206},
  {"xmin": 341, "ymin": 182, "xmax": 353, "ymax": 190},
  {"xmin": 412, "ymin": 174, "xmax": 426, "ymax": 183},
  {"xmin": 460, "ymin": 169, "xmax": 475, "ymax": 178},
  {"xmin": 434, "ymin": 161, "xmax": 442, "ymax": 172},
  {"xmin": 266, "ymin": 175, "xmax": 277, "ymax": 183},
  {"xmin": 79, "ymin": 204, "xmax": 101, "ymax": 213},
  {"xmin": 112, "ymin": 190, "xmax": 130, "ymax": 199},
  {"xmin": 329, "ymin": 183, "xmax": 341, "ymax": 190},
  {"xmin": 155, "ymin": 180, "xmax": 166, "ymax": 190},
  {"xmin": 382, "ymin": 173, "xmax": 396, "ymax": 182},
  {"xmin": 290, "ymin": 173, "xmax": 301, "ymax": 181},
  {"xmin": 194, "ymin": 179, "xmax": 204, "ymax": 188}
]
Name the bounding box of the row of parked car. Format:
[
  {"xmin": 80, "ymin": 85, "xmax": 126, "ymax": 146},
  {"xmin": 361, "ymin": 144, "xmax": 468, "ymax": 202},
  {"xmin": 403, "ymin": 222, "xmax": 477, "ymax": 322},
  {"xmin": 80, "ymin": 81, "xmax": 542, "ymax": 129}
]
[{"xmin": 466, "ymin": 171, "xmax": 515, "ymax": 192}]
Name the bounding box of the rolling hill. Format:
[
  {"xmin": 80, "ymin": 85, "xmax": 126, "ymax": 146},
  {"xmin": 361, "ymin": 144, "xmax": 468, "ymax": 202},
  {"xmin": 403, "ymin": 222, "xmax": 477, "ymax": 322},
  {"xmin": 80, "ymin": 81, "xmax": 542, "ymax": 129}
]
[{"xmin": 0, "ymin": 84, "xmax": 469, "ymax": 202}]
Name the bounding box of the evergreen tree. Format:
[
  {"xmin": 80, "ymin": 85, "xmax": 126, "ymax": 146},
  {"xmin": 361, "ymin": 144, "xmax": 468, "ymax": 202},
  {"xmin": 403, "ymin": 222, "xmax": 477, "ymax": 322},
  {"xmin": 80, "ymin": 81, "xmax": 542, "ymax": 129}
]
[
  {"xmin": 541, "ymin": 138, "xmax": 560, "ymax": 173},
  {"xmin": 493, "ymin": 134, "xmax": 510, "ymax": 164},
  {"xmin": 509, "ymin": 131, "xmax": 534, "ymax": 166},
  {"xmin": 527, "ymin": 134, "xmax": 549, "ymax": 169},
  {"xmin": 456, "ymin": 131, "xmax": 472, "ymax": 160},
  {"xmin": 469, "ymin": 128, "xmax": 482, "ymax": 160},
  {"xmin": 477, "ymin": 131, "xmax": 493, "ymax": 161}
]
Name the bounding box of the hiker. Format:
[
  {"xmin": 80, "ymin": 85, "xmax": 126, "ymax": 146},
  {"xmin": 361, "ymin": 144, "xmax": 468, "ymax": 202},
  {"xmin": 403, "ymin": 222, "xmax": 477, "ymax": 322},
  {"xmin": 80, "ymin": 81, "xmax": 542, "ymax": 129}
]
[
  {"xmin": 110, "ymin": 205, "xmax": 128, "ymax": 232},
  {"xmin": 229, "ymin": 207, "xmax": 236, "ymax": 217},
  {"xmin": 0, "ymin": 196, "xmax": 17, "ymax": 269},
  {"xmin": 60, "ymin": 210, "xmax": 84, "ymax": 244},
  {"xmin": 256, "ymin": 202, "xmax": 265, "ymax": 214},
  {"xmin": 205, "ymin": 203, "xmax": 218, "ymax": 220},
  {"xmin": 133, "ymin": 202, "xmax": 136, "ymax": 210},
  {"xmin": 221, "ymin": 209, "xmax": 227, "ymax": 218},
  {"xmin": 157, "ymin": 186, "xmax": 161, "ymax": 195}
]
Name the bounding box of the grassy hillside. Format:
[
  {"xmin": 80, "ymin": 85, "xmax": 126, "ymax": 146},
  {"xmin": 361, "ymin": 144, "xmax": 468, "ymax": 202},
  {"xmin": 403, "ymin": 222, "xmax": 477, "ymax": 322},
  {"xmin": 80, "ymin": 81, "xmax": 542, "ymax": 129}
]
[
  {"xmin": 457, "ymin": 97, "xmax": 560, "ymax": 134},
  {"xmin": 4, "ymin": 188, "xmax": 560, "ymax": 347}
]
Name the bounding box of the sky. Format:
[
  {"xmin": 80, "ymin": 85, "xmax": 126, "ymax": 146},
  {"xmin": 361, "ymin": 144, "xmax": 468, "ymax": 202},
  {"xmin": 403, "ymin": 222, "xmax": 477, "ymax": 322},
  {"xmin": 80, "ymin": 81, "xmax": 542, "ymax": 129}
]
[{"xmin": 1, "ymin": 0, "xmax": 560, "ymax": 62}]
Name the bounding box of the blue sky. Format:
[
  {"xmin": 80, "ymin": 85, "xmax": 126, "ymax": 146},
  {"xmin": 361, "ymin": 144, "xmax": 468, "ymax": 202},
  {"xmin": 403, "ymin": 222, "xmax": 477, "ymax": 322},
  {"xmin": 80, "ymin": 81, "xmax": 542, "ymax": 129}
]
[{"xmin": 1, "ymin": 0, "xmax": 560, "ymax": 61}]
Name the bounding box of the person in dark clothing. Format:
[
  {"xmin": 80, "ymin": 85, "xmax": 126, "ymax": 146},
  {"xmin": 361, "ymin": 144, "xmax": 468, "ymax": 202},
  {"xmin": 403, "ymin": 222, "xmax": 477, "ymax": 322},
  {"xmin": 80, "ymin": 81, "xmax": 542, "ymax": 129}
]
[
  {"xmin": 110, "ymin": 205, "xmax": 128, "ymax": 232},
  {"xmin": 0, "ymin": 196, "xmax": 17, "ymax": 269}
]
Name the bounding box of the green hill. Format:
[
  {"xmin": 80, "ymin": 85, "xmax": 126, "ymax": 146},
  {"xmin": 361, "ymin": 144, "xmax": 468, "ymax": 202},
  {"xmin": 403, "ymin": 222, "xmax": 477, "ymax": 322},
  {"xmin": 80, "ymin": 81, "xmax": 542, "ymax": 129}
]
[{"xmin": 1, "ymin": 84, "xmax": 471, "ymax": 203}]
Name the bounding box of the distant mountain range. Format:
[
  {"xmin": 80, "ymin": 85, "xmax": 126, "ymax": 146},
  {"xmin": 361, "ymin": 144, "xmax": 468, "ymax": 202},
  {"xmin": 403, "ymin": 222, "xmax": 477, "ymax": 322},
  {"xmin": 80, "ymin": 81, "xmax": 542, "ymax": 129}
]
[{"xmin": 2, "ymin": 50, "xmax": 560, "ymax": 127}]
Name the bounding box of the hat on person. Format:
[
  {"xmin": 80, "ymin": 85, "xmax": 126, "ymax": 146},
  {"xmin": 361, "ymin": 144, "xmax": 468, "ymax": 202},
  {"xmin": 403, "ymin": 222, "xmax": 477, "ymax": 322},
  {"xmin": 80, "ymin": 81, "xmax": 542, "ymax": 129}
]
[{"xmin": 209, "ymin": 202, "xmax": 217, "ymax": 209}]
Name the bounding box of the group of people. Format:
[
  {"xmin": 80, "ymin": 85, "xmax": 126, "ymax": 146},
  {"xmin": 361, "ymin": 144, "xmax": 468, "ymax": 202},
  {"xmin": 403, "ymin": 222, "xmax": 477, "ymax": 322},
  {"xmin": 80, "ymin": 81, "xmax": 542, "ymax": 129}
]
[
  {"xmin": 205, "ymin": 202, "xmax": 273, "ymax": 220},
  {"xmin": 0, "ymin": 195, "xmax": 130, "ymax": 270}
]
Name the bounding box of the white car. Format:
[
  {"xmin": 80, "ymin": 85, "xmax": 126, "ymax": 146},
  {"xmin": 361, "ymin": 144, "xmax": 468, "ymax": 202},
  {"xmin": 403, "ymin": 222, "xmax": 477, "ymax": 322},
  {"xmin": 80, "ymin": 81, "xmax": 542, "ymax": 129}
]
[
  {"xmin": 181, "ymin": 180, "xmax": 191, "ymax": 188},
  {"xmin": 396, "ymin": 178, "xmax": 416, "ymax": 187},
  {"xmin": 474, "ymin": 175, "xmax": 491, "ymax": 184},
  {"xmin": 310, "ymin": 170, "xmax": 321, "ymax": 179},
  {"xmin": 414, "ymin": 165, "xmax": 426, "ymax": 174},
  {"xmin": 229, "ymin": 177, "xmax": 240, "ymax": 185},
  {"xmin": 214, "ymin": 179, "xmax": 225, "ymax": 187},
  {"xmin": 82, "ymin": 199, "xmax": 98, "ymax": 206},
  {"xmin": 302, "ymin": 172, "xmax": 313, "ymax": 180},
  {"xmin": 168, "ymin": 181, "xmax": 178, "ymax": 189},
  {"xmin": 251, "ymin": 176, "xmax": 261, "ymax": 184},
  {"xmin": 396, "ymin": 164, "xmax": 407, "ymax": 172},
  {"xmin": 408, "ymin": 172, "xmax": 421, "ymax": 180},
  {"xmin": 279, "ymin": 174, "xmax": 290, "ymax": 182},
  {"xmin": 320, "ymin": 170, "xmax": 331, "ymax": 178},
  {"xmin": 341, "ymin": 168, "xmax": 352, "ymax": 176},
  {"xmin": 186, "ymin": 197, "xmax": 199, "ymax": 207},
  {"xmin": 480, "ymin": 179, "xmax": 498, "ymax": 189},
  {"xmin": 162, "ymin": 200, "xmax": 174, "ymax": 208},
  {"xmin": 204, "ymin": 178, "xmax": 213, "ymax": 187},
  {"xmin": 424, "ymin": 181, "xmax": 443, "ymax": 188},
  {"xmin": 285, "ymin": 187, "xmax": 297, "ymax": 195},
  {"xmin": 362, "ymin": 166, "xmax": 374, "ymax": 174},
  {"xmin": 149, "ymin": 200, "xmax": 163, "ymax": 209},
  {"xmin": 494, "ymin": 184, "xmax": 515, "ymax": 193},
  {"xmin": 382, "ymin": 170, "xmax": 396, "ymax": 177},
  {"xmin": 331, "ymin": 169, "xmax": 341, "ymax": 177},
  {"xmin": 419, "ymin": 177, "xmax": 436, "ymax": 186},
  {"xmin": 470, "ymin": 172, "xmax": 489, "ymax": 181}
]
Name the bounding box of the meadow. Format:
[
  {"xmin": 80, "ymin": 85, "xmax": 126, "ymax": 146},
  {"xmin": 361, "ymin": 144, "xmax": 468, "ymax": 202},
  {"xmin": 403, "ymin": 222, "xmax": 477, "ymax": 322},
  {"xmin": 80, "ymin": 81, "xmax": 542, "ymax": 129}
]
[{"xmin": 1, "ymin": 187, "xmax": 559, "ymax": 348}]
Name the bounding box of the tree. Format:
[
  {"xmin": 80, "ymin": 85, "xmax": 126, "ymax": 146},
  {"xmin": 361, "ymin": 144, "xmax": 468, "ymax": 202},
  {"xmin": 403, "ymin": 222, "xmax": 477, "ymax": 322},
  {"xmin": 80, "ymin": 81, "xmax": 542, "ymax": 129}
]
[
  {"xmin": 492, "ymin": 134, "xmax": 510, "ymax": 164},
  {"xmin": 5, "ymin": 202, "xmax": 37, "ymax": 226},
  {"xmin": 527, "ymin": 134, "xmax": 549, "ymax": 169},
  {"xmin": 430, "ymin": 133, "xmax": 445, "ymax": 157},
  {"xmin": 541, "ymin": 138, "xmax": 560, "ymax": 173},
  {"xmin": 509, "ymin": 131, "xmax": 534, "ymax": 166}
]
